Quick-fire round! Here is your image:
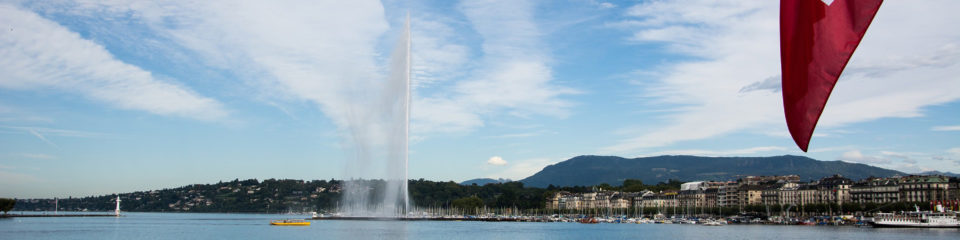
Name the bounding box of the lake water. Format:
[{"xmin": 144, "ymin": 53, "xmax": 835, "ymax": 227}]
[{"xmin": 2, "ymin": 212, "xmax": 959, "ymax": 239}]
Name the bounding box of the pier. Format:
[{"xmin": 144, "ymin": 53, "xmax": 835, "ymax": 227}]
[
  {"xmin": 311, "ymin": 216, "xmax": 555, "ymax": 222},
  {"xmin": 3, "ymin": 213, "xmax": 118, "ymax": 218}
]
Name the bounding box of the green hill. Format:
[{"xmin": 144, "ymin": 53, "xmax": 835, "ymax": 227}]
[
  {"xmin": 520, "ymin": 155, "xmax": 905, "ymax": 187},
  {"xmin": 459, "ymin": 178, "xmax": 512, "ymax": 186}
]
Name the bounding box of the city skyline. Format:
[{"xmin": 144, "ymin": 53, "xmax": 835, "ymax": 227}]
[{"xmin": 1, "ymin": 0, "xmax": 959, "ymax": 198}]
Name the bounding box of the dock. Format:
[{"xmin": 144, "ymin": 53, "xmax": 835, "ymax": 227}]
[
  {"xmin": 311, "ymin": 216, "xmax": 553, "ymax": 222},
  {"xmin": 3, "ymin": 214, "xmax": 118, "ymax": 218}
]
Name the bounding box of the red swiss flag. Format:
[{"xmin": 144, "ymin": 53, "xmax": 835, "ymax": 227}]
[{"xmin": 780, "ymin": 0, "xmax": 883, "ymax": 152}]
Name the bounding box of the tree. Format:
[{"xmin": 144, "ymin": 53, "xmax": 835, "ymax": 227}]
[
  {"xmin": 622, "ymin": 179, "xmax": 646, "ymax": 192},
  {"xmin": 0, "ymin": 198, "xmax": 15, "ymax": 215},
  {"xmin": 451, "ymin": 196, "xmax": 484, "ymax": 214}
]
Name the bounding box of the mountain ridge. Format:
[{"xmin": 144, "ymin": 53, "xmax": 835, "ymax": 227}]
[{"xmin": 519, "ymin": 155, "xmax": 906, "ymax": 187}]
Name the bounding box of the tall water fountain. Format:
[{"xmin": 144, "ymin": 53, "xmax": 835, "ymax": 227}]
[{"xmin": 340, "ymin": 15, "xmax": 411, "ymax": 217}]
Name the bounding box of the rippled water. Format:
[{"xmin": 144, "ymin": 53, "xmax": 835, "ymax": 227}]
[{"xmin": 1, "ymin": 212, "xmax": 959, "ymax": 239}]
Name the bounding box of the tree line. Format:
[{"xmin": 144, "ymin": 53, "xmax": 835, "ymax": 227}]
[{"xmin": 11, "ymin": 178, "xmax": 687, "ymax": 213}]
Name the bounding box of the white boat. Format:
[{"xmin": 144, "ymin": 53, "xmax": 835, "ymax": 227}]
[
  {"xmin": 702, "ymin": 220, "xmax": 724, "ymax": 226},
  {"xmin": 870, "ymin": 205, "xmax": 960, "ymax": 228}
]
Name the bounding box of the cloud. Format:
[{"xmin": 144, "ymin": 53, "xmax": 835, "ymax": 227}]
[
  {"xmin": 18, "ymin": 153, "xmax": 56, "ymax": 160},
  {"xmin": 604, "ymin": 0, "xmax": 960, "ymax": 154},
  {"xmin": 486, "ymin": 156, "xmax": 507, "ymax": 166},
  {"xmin": 0, "ymin": 169, "xmax": 40, "ymax": 185},
  {"xmin": 739, "ymin": 75, "xmax": 781, "ymax": 93},
  {"xmin": 648, "ymin": 146, "xmax": 787, "ymax": 157},
  {"xmin": 1, "ymin": 125, "xmax": 116, "ymax": 148},
  {"xmin": 1, "ymin": 125, "xmax": 113, "ymax": 138},
  {"xmin": 0, "ymin": 4, "xmax": 228, "ymax": 121},
  {"xmin": 488, "ymin": 130, "xmax": 554, "ymax": 139},
  {"xmin": 948, "ymin": 148, "xmax": 960, "ymax": 165},
  {"xmin": 27, "ymin": 0, "xmax": 393, "ymax": 133},
  {"xmin": 491, "ymin": 157, "xmax": 559, "ymax": 180},
  {"xmin": 949, "ymin": 148, "xmax": 960, "ymax": 155},
  {"xmin": 20, "ymin": 1, "xmax": 574, "ymax": 138},
  {"xmin": 836, "ymin": 150, "xmax": 949, "ymax": 173},
  {"xmin": 932, "ymin": 125, "xmax": 960, "ymax": 131},
  {"xmin": 840, "ymin": 150, "xmax": 891, "ymax": 165},
  {"xmin": 880, "ymin": 151, "xmax": 918, "ymax": 164},
  {"xmin": 26, "ymin": 128, "xmax": 58, "ymax": 148},
  {"xmin": 411, "ymin": 15, "xmax": 470, "ymax": 89},
  {"xmin": 28, "ymin": 1, "xmax": 416, "ymax": 178},
  {"xmin": 411, "ymin": 0, "xmax": 576, "ymax": 134}
]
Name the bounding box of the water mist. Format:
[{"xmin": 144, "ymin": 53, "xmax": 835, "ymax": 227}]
[{"xmin": 340, "ymin": 15, "xmax": 411, "ymax": 217}]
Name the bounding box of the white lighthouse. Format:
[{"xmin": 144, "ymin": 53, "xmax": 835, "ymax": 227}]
[{"xmin": 114, "ymin": 196, "xmax": 121, "ymax": 216}]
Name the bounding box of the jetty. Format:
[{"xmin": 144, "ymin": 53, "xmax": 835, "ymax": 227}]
[
  {"xmin": 3, "ymin": 213, "xmax": 118, "ymax": 218},
  {"xmin": 311, "ymin": 216, "xmax": 554, "ymax": 222}
]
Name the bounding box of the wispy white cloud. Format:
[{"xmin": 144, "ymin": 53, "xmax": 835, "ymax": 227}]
[
  {"xmin": 841, "ymin": 150, "xmax": 893, "ymax": 164},
  {"xmin": 488, "ymin": 130, "xmax": 555, "ymax": 139},
  {"xmin": 17, "ymin": 153, "xmax": 56, "ymax": 160},
  {"xmin": 949, "ymin": 148, "xmax": 960, "ymax": 155},
  {"xmin": 1, "ymin": 125, "xmax": 116, "ymax": 148},
  {"xmin": 411, "ymin": 15, "xmax": 471, "ymax": 89},
  {"xmin": 948, "ymin": 148, "xmax": 960, "ymax": 166},
  {"xmin": 26, "ymin": 128, "xmax": 58, "ymax": 148},
  {"xmin": 490, "ymin": 157, "xmax": 559, "ymax": 180},
  {"xmin": 411, "ymin": 0, "xmax": 577, "ymax": 134},
  {"xmin": 838, "ymin": 149, "xmax": 952, "ymax": 173},
  {"xmin": 28, "ymin": 0, "xmax": 391, "ymax": 132},
  {"xmin": 0, "ymin": 165, "xmax": 40, "ymax": 185},
  {"xmin": 0, "ymin": 169, "xmax": 40, "ymax": 185},
  {"xmin": 18, "ymin": 0, "xmax": 575, "ymax": 138},
  {"xmin": 604, "ymin": 0, "xmax": 960, "ymax": 154},
  {"xmin": 880, "ymin": 151, "xmax": 918, "ymax": 164},
  {"xmin": 1, "ymin": 125, "xmax": 112, "ymax": 138},
  {"xmin": 0, "ymin": 4, "xmax": 228, "ymax": 121},
  {"xmin": 648, "ymin": 146, "xmax": 788, "ymax": 157},
  {"xmin": 0, "ymin": 102, "xmax": 55, "ymax": 124},
  {"xmin": 486, "ymin": 156, "xmax": 507, "ymax": 166},
  {"xmin": 598, "ymin": 2, "xmax": 616, "ymax": 9},
  {"xmin": 932, "ymin": 125, "xmax": 960, "ymax": 131}
]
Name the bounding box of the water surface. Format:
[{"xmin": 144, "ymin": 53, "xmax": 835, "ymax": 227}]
[{"xmin": 2, "ymin": 212, "xmax": 958, "ymax": 239}]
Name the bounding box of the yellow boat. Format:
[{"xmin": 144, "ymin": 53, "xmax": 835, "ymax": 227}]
[{"xmin": 270, "ymin": 219, "xmax": 311, "ymax": 226}]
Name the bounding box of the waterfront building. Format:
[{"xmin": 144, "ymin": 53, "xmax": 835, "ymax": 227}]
[
  {"xmin": 718, "ymin": 182, "xmax": 739, "ymax": 207},
  {"xmin": 762, "ymin": 186, "xmax": 780, "ymax": 206},
  {"xmin": 739, "ymin": 186, "xmax": 763, "ymax": 207},
  {"xmin": 741, "ymin": 175, "xmax": 800, "ymax": 185},
  {"xmin": 612, "ymin": 192, "xmax": 636, "ymax": 209},
  {"xmin": 640, "ymin": 191, "xmax": 679, "ymax": 209},
  {"xmin": 851, "ymin": 177, "xmax": 899, "ymax": 203},
  {"xmin": 779, "ymin": 184, "xmax": 800, "ymax": 206},
  {"xmin": 798, "ymin": 184, "xmax": 819, "ymax": 206},
  {"xmin": 816, "ymin": 175, "xmax": 852, "ymax": 205},
  {"xmin": 898, "ymin": 175, "xmax": 950, "ymax": 202},
  {"xmin": 548, "ymin": 191, "xmax": 583, "ymax": 210},
  {"xmin": 546, "ymin": 174, "xmax": 959, "ymax": 212}
]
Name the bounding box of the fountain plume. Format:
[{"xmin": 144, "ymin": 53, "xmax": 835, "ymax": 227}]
[{"xmin": 340, "ymin": 14, "xmax": 411, "ymax": 217}]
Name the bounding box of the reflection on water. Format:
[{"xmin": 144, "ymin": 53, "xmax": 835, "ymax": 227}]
[{"xmin": 0, "ymin": 212, "xmax": 958, "ymax": 240}]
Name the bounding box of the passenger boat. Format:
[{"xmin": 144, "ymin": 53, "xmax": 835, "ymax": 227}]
[
  {"xmin": 869, "ymin": 205, "xmax": 959, "ymax": 228},
  {"xmin": 270, "ymin": 219, "xmax": 311, "ymax": 226}
]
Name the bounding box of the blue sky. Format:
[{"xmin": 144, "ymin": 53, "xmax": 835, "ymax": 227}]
[{"xmin": 1, "ymin": 0, "xmax": 959, "ymax": 198}]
